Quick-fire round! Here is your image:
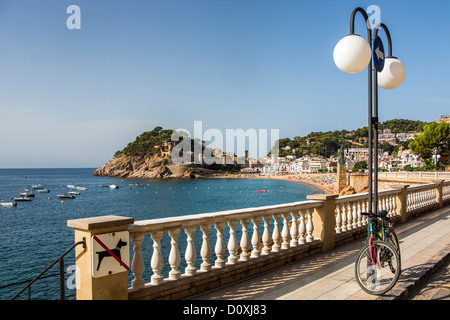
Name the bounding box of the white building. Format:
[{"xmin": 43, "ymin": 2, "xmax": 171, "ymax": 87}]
[{"xmin": 308, "ymin": 158, "xmax": 327, "ymax": 173}]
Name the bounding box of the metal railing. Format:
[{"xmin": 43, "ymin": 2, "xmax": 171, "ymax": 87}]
[{"xmin": 5, "ymin": 238, "xmax": 86, "ymax": 300}]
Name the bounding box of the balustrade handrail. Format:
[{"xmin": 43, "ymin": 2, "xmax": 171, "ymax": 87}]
[
  {"xmin": 406, "ymin": 182, "xmax": 439, "ymax": 191},
  {"xmin": 128, "ymin": 200, "xmax": 323, "ymax": 235}
]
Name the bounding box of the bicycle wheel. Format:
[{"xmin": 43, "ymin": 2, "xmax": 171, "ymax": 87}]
[
  {"xmin": 355, "ymin": 240, "xmax": 401, "ymax": 295},
  {"xmin": 386, "ymin": 228, "xmax": 401, "ymax": 269}
]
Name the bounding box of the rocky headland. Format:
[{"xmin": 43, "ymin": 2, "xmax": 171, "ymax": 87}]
[{"xmin": 93, "ymin": 153, "xmax": 218, "ymax": 180}]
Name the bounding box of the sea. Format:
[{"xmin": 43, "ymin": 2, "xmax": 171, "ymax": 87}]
[{"xmin": 0, "ymin": 168, "xmax": 323, "ymax": 300}]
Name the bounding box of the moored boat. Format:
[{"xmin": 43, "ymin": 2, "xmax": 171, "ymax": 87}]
[
  {"xmin": 57, "ymin": 194, "xmax": 75, "ymax": 199},
  {"xmin": 1, "ymin": 201, "xmax": 17, "ymax": 207},
  {"xmin": 13, "ymin": 196, "xmax": 32, "ymax": 201},
  {"xmin": 20, "ymin": 188, "xmax": 35, "ymax": 197}
]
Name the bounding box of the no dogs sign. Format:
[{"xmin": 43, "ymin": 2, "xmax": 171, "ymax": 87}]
[{"xmin": 91, "ymin": 231, "xmax": 130, "ymax": 278}]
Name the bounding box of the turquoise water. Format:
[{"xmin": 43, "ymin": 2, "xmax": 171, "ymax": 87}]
[{"xmin": 0, "ymin": 168, "xmax": 322, "ymax": 300}]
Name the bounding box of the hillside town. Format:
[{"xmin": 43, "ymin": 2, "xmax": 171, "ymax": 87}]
[{"xmin": 238, "ymin": 117, "xmax": 450, "ymax": 175}]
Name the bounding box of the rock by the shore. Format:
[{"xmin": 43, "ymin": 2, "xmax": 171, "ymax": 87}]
[{"xmin": 93, "ymin": 154, "xmax": 217, "ymax": 180}]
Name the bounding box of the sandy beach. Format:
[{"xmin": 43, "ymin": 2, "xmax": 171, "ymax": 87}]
[{"xmin": 212, "ymin": 173, "xmax": 336, "ymax": 194}]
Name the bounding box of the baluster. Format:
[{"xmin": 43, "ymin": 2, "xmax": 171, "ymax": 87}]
[
  {"xmin": 407, "ymin": 192, "xmax": 412, "ymax": 211},
  {"xmin": 261, "ymin": 215, "xmax": 272, "ymax": 255},
  {"xmin": 168, "ymin": 229, "xmax": 181, "ymax": 279},
  {"xmin": 347, "ymin": 203, "xmax": 353, "ymax": 230},
  {"xmin": 281, "ymin": 213, "xmax": 291, "ymax": 249},
  {"xmin": 150, "ymin": 231, "xmax": 164, "ymax": 285},
  {"xmin": 341, "ymin": 203, "xmax": 347, "ymax": 232},
  {"xmin": 360, "ymin": 200, "xmax": 367, "ymax": 226},
  {"xmin": 271, "ymin": 214, "xmax": 282, "ymax": 252},
  {"xmin": 306, "ymin": 208, "xmax": 314, "ymax": 242},
  {"xmin": 392, "ymin": 194, "xmax": 397, "ymax": 216},
  {"xmin": 384, "ymin": 195, "xmax": 390, "ymax": 216},
  {"xmin": 335, "ymin": 205, "xmax": 342, "ymax": 233},
  {"xmin": 214, "ymin": 222, "xmax": 226, "ymax": 267},
  {"xmin": 356, "ymin": 200, "xmax": 362, "ymax": 227},
  {"xmin": 251, "ymin": 216, "xmax": 261, "ymax": 258},
  {"xmin": 227, "ymin": 220, "xmax": 239, "ymax": 264},
  {"xmin": 389, "ymin": 194, "xmax": 395, "ymax": 216},
  {"xmin": 199, "ymin": 224, "xmax": 212, "ymax": 272},
  {"xmin": 239, "ymin": 218, "xmax": 251, "ymax": 261},
  {"xmin": 379, "ymin": 196, "xmax": 384, "ymax": 214},
  {"xmin": 290, "ymin": 211, "xmax": 299, "ymax": 247},
  {"xmin": 130, "ymin": 234, "xmax": 145, "ymax": 289},
  {"xmin": 298, "ymin": 209, "xmax": 306, "ymax": 244},
  {"xmin": 415, "ymin": 190, "xmax": 420, "ymax": 210},
  {"xmin": 352, "ymin": 201, "xmax": 358, "ymax": 229},
  {"xmin": 184, "ymin": 227, "xmax": 197, "ymax": 276}
]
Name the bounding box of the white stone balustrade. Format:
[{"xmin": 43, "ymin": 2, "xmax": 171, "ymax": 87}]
[{"xmin": 127, "ymin": 201, "xmax": 322, "ymax": 291}]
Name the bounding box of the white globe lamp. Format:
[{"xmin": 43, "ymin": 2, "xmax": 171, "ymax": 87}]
[
  {"xmin": 378, "ymin": 57, "xmax": 406, "ymax": 89},
  {"xmin": 333, "ymin": 34, "xmax": 372, "ymax": 74}
]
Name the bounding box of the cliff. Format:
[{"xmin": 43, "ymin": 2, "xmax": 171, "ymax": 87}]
[{"xmin": 93, "ymin": 154, "xmax": 217, "ymax": 180}]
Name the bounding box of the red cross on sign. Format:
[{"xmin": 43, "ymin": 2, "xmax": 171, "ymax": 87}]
[{"xmin": 91, "ymin": 231, "xmax": 130, "ymax": 278}]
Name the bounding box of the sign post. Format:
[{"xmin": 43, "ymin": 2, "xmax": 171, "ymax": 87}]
[{"xmin": 67, "ymin": 215, "xmax": 134, "ymax": 300}]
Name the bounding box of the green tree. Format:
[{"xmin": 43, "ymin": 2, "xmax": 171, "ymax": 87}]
[
  {"xmin": 352, "ymin": 160, "xmax": 368, "ymax": 172},
  {"xmin": 409, "ymin": 122, "xmax": 449, "ymax": 162}
]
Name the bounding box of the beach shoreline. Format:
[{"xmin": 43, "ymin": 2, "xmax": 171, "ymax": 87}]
[{"xmin": 212, "ymin": 173, "xmax": 336, "ymax": 194}]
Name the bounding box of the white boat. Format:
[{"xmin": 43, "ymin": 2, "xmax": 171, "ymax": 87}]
[
  {"xmin": 20, "ymin": 189, "xmax": 35, "ymax": 197},
  {"xmin": 1, "ymin": 201, "xmax": 17, "ymax": 207},
  {"xmin": 68, "ymin": 191, "xmax": 80, "ymax": 195},
  {"xmin": 31, "ymin": 184, "xmax": 44, "ymax": 189},
  {"xmin": 67, "ymin": 185, "xmax": 87, "ymax": 191},
  {"xmin": 109, "ymin": 185, "xmax": 119, "ymax": 189},
  {"xmin": 36, "ymin": 189, "xmax": 50, "ymax": 193},
  {"xmin": 13, "ymin": 196, "xmax": 32, "ymax": 201}
]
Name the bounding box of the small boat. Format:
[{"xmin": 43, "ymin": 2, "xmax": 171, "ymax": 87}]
[
  {"xmin": 109, "ymin": 185, "xmax": 119, "ymax": 189},
  {"xmin": 31, "ymin": 184, "xmax": 44, "ymax": 189},
  {"xmin": 57, "ymin": 194, "xmax": 76, "ymax": 199},
  {"xmin": 20, "ymin": 191, "xmax": 35, "ymax": 197},
  {"xmin": 68, "ymin": 185, "xmax": 87, "ymax": 191},
  {"xmin": 36, "ymin": 189, "xmax": 50, "ymax": 193},
  {"xmin": 258, "ymin": 190, "xmax": 267, "ymax": 193},
  {"xmin": 13, "ymin": 196, "xmax": 32, "ymax": 201},
  {"xmin": 1, "ymin": 201, "xmax": 17, "ymax": 207},
  {"xmin": 68, "ymin": 191, "xmax": 80, "ymax": 195}
]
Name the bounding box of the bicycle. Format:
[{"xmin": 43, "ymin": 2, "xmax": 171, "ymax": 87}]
[{"xmin": 354, "ymin": 210, "xmax": 401, "ymax": 295}]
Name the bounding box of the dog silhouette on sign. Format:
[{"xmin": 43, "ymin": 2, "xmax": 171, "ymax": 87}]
[{"xmin": 95, "ymin": 239, "xmax": 127, "ymax": 271}]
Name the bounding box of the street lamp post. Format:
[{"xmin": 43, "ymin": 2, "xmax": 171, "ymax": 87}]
[
  {"xmin": 433, "ymin": 149, "xmax": 441, "ymax": 172},
  {"xmin": 333, "ymin": 7, "xmax": 405, "ymax": 214}
]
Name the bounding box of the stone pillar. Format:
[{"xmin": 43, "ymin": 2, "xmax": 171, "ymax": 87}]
[
  {"xmin": 67, "ymin": 215, "xmax": 134, "ymax": 300},
  {"xmin": 391, "ymin": 185, "xmax": 409, "ymax": 223},
  {"xmin": 306, "ymin": 194, "xmax": 338, "ymax": 252},
  {"xmin": 432, "ymin": 179, "xmax": 444, "ymax": 208},
  {"xmin": 335, "ymin": 164, "xmax": 347, "ymax": 194}
]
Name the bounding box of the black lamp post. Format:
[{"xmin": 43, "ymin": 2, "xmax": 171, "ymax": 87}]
[{"xmin": 333, "ymin": 7, "xmax": 406, "ymax": 214}]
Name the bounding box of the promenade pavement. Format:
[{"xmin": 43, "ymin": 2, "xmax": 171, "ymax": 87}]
[{"xmin": 191, "ymin": 205, "xmax": 450, "ymax": 300}]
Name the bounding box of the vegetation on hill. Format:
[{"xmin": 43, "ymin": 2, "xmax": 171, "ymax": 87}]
[
  {"xmin": 276, "ymin": 119, "xmax": 429, "ymax": 159},
  {"xmin": 114, "ymin": 126, "xmax": 174, "ymax": 157},
  {"xmin": 409, "ymin": 121, "xmax": 449, "ymax": 169}
]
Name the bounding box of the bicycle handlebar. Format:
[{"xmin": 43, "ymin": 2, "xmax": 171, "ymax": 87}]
[{"xmin": 361, "ymin": 210, "xmax": 390, "ymax": 221}]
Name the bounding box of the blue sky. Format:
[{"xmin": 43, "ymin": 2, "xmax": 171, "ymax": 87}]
[{"xmin": 0, "ymin": 0, "xmax": 449, "ymax": 168}]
